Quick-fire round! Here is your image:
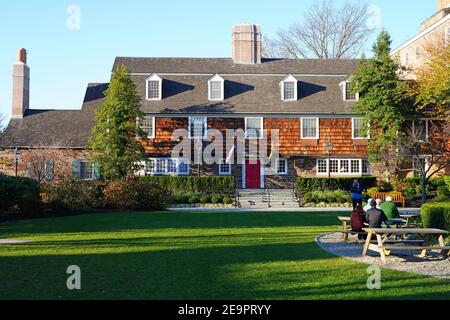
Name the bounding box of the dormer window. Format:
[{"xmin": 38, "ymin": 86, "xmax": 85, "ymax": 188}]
[
  {"xmin": 208, "ymin": 74, "xmax": 224, "ymax": 101},
  {"xmin": 280, "ymin": 74, "xmax": 298, "ymax": 101},
  {"xmin": 342, "ymin": 80, "xmax": 359, "ymax": 101},
  {"xmin": 146, "ymin": 73, "xmax": 162, "ymax": 101}
]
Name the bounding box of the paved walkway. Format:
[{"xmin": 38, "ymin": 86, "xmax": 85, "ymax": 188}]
[
  {"xmin": 0, "ymin": 239, "xmax": 33, "ymax": 245},
  {"xmin": 170, "ymin": 207, "xmax": 421, "ymax": 213},
  {"xmin": 316, "ymin": 232, "xmax": 449, "ymax": 279}
]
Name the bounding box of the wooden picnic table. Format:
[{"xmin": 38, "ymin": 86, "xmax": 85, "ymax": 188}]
[
  {"xmin": 400, "ymin": 213, "xmax": 422, "ymax": 228},
  {"xmin": 337, "ymin": 216, "xmax": 407, "ymax": 240},
  {"xmin": 362, "ymin": 228, "xmax": 450, "ymax": 263}
]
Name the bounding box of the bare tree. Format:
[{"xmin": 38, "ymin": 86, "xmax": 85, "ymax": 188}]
[
  {"xmin": 263, "ymin": 0, "xmax": 374, "ymax": 59},
  {"xmin": 20, "ymin": 141, "xmax": 71, "ymax": 186},
  {"xmin": 398, "ymin": 121, "xmax": 450, "ymax": 204}
]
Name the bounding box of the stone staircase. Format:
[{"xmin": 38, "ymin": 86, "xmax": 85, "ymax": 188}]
[{"xmin": 237, "ymin": 189, "xmax": 300, "ymax": 209}]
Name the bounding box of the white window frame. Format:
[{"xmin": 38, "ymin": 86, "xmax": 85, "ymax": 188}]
[
  {"xmin": 404, "ymin": 52, "xmax": 409, "ymax": 66},
  {"xmin": 300, "ymin": 117, "xmax": 320, "ymax": 139},
  {"xmin": 178, "ymin": 160, "xmax": 190, "ymax": 176},
  {"xmin": 343, "ymin": 81, "xmax": 359, "ymax": 101},
  {"xmin": 412, "ymin": 119, "xmax": 429, "ymax": 143},
  {"xmin": 218, "ymin": 161, "xmax": 232, "ymax": 176},
  {"xmin": 276, "ymin": 159, "xmax": 288, "ymax": 175},
  {"xmin": 414, "ymin": 46, "xmax": 420, "ymax": 62},
  {"xmin": 146, "ymin": 73, "xmax": 162, "ymax": 101},
  {"xmin": 280, "ymin": 74, "xmax": 298, "ymax": 101},
  {"xmin": 352, "ymin": 118, "xmax": 369, "ymax": 140},
  {"xmin": 146, "ymin": 158, "xmax": 190, "ymax": 176},
  {"xmin": 245, "ymin": 117, "xmax": 264, "ymax": 140},
  {"xmin": 79, "ymin": 160, "xmax": 95, "ymax": 181},
  {"xmin": 208, "ymin": 74, "xmax": 224, "ymax": 101},
  {"xmin": 189, "ymin": 117, "xmax": 208, "ymax": 139},
  {"xmin": 316, "ymin": 159, "xmax": 371, "ymax": 177},
  {"xmin": 139, "ymin": 115, "xmax": 156, "ymax": 139}
]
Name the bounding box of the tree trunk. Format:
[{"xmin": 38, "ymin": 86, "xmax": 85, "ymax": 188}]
[{"xmin": 421, "ymin": 174, "xmax": 427, "ymax": 204}]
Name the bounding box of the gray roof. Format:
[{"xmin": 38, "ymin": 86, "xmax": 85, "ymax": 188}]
[
  {"xmin": 115, "ymin": 57, "xmax": 360, "ymax": 115},
  {"xmin": 0, "ymin": 83, "xmax": 108, "ymax": 148}
]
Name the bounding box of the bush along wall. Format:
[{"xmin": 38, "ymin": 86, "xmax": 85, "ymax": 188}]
[
  {"xmin": 295, "ymin": 177, "xmax": 377, "ymax": 193},
  {"xmin": 140, "ymin": 176, "xmax": 235, "ymax": 194},
  {"xmin": 0, "ymin": 176, "xmax": 41, "ymax": 216},
  {"xmin": 421, "ymin": 202, "xmax": 450, "ymax": 234}
]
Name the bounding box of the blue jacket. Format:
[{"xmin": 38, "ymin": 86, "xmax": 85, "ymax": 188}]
[{"xmin": 350, "ymin": 184, "xmax": 363, "ymax": 199}]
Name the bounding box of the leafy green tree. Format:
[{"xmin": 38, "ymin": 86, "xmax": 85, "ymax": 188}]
[
  {"xmin": 353, "ymin": 31, "xmax": 412, "ymax": 165},
  {"xmin": 88, "ymin": 64, "xmax": 146, "ymax": 180}
]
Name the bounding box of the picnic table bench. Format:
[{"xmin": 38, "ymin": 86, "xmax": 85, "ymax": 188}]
[
  {"xmin": 337, "ymin": 216, "xmax": 407, "ymax": 241},
  {"xmin": 362, "ymin": 228, "xmax": 450, "ymax": 263},
  {"xmin": 400, "ymin": 213, "xmax": 422, "ymax": 228}
]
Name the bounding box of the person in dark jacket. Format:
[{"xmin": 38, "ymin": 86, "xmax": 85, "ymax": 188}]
[
  {"xmin": 366, "ymin": 200, "xmax": 388, "ymax": 228},
  {"xmin": 350, "ymin": 179, "xmax": 363, "ymax": 210},
  {"xmin": 350, "ymin": 204, "xmax": 367, "ymax": 240}
]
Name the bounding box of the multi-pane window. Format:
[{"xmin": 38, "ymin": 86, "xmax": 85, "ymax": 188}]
[
  {"xmin": 167, "ymin": 159, "xmax": 177, "ymax": 174},
  {"xmin": 352, "ymin": 118, "xmax": 367, "ymax": 139},
  {"xmin": 345, "ymin": 81, "xmax": 357, "ymax": 101},
  {"xmin": 80, "ymin": 161, "xmax": 94, "ymax": 180},
  {"xmin": 209, "ymin": 81, "xmax": 223, "ymax": 100},
  {"xmin": 147, "ymin": 80, "xmax": 161, "ymax": 100},
  {"xmin": 317, "ymin": 160, "xmax": 328, "ymax": 174},
  {"xmin": 405, "ymin": 53, "xmax": 409, "ymax": 65},
  {"xmin": 301, "ymin": 118, "xmax": 319, "ymax": 139},
  {"xmin": 277, "ymin": 159, "xmax": 288, "ymax": 175},
  {"xmin": 178, "ymin": 161, "xmax": 190, "ymax": 175},
  {"xmin": 413, "ymin": 120, "xmax": 429, "ymax": 142},
  {"xmin": 283, "ymin": 82, "xmax": 296, "ymax": 100},
  {"xmin": 45, "ymin": 160, "xmax": 55, "ymax": 181},
  {"xmin": 189, "ymin": 117, "xmax": 207, "ymax": 139},
  {"xmin": 317, "ymin": 159, "xmax": 370, "ymax": 176},
  {"xmin": 245, "ymin": 117, "xmax": 264, "ymax": 139},
  {"xmin": 415, "ymin": 47, "xmax": 420, "ymax": 62},
  {"xmin": 146, "ymin": 158, "xmax": 189, "ymax": 176},
  {"xmin": 219, "ymin": 161, "xmax": 232, "ymax": 175},
  {"xmin": 140, "ymin": 115, "xmax": 155, "ymax": 138}
]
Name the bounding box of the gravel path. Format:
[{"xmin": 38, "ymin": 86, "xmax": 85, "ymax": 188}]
[
  {"xmin": 316, "ymin": 233, "xmax": 450, "ymax": 279},
  {"xmin": 0, "ymin": 239, "xmax": 33, "ymax": 245}
]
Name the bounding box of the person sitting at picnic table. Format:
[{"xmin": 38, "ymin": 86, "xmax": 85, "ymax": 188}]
[
  {"xmin": 350, "ymin": 204, "xmax": 367, "ymax": 240},
  {"xmin": 376, "ymin": 199, "xmax": 383, "ymax": 209},
  {"xmin": 350, "ymin": 179, "xmax": 363, "ymax": 210},
  {"xmin": 363, "ymin": 198, "xmax": 373, "ymax": 212},
  {"xmin": 380, "ymin": 196, "xmax": 400, "ymax": 219},
  {"xmin": 366, "ymin": 200, "xmax": 388, "ymax": 228}
]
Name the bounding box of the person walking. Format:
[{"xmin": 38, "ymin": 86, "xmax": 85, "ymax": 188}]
[{"xmin": 350, "ymin": 179, "xmax": 363, "ymax": 210}]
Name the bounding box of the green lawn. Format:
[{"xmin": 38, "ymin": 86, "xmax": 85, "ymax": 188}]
[{"xmin": 0, "ymin": 211, "xmax": 449, "ymax": 300}]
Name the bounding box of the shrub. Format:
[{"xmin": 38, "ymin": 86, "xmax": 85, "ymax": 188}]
[
  {"xmin": 223, "ymin": 196, "xmax": 232, "ymax": 205},
  {"xmin": 302, "ymin": 190, "xmax": 350, "ymax": 205},
  {"xmin": 140, "ymin": 176, "xmax": 234, "ymax": 194},
  {"xmin": 43, "ymin": 180, "xmax": 105, "ymax": 212},
  {"xmin": 444, "ymin": 176, "xmax": 450, "ymax": 192},
  {"xmin": 421, "ymin": 202, "xmax": 450, "ymax": 233},
  {"xmin": 200, "ymin": 196, "xmax": 209, "ymax": 204},
  {"xmin": 211, "ymin": 194, "xmax": 223, "ymax": 204},
  {"xmin": 103, "ymin": 179, "xmax": 167, "ymax": 211},
  {"xmin": 436, "ymin": 186, "xmax": 450, "ymax": 199},
  {"xmin": 295, "ymin": 177, "xmax": 377, "ymax": 192},
  {"xmin": 377, "ymin": 180, "xmax": 393, "ymax": 192},
  {"xmin": 404, "ymin": 188, "xmax": 416, "ymax": 199},
  {"xmin": 188, "ymin": 195, "xmax": 200, "ymax": 205},
  {"xmin": 0, "ymin": 176, "xmax": 41, "ymax": 216}
]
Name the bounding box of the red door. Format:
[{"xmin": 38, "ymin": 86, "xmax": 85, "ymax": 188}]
[{"xmin": 246, "ymin": 161, "xmax": 261, "ymax": 189}]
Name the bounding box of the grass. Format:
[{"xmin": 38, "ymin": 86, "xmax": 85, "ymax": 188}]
[{"xmin": 0, "ymin": 211, "xmax": 449, "ymax": 300}]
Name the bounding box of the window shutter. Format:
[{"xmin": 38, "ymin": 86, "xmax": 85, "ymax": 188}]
[
  {"xmin": 45, "ymin": 161, "xmax": 55, "ymax": 181},
  {"xmin": 93, "ymin": 163, "xmax": 101, "ymax": 180},
  {"xmin": 72, "ymin": 160, "xmax": 81, "ymax": 179}
]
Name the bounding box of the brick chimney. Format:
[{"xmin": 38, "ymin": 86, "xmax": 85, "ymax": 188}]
[
  {"xmin": 11, "ymin": 48, "xmax": 30, "ymax": 119},
  {"xmin": 232, "ymin": 24, "xmax": 262, "ymax": 64}
]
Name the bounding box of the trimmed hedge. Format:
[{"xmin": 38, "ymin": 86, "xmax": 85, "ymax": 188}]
[
  {"xmin": 295, "ymin": 177, "xmax": 377, "ymax": 192},
  {"xmin": 421, "ymin": 202, "xmax": 450, "ymax": 233},
  {"xmin": 0, "ymin": 176, "xmax": 41, "ymax": 215},
  {"xmin": 140, "ymin": 176, "xmax": 234, "ymax": 194}
]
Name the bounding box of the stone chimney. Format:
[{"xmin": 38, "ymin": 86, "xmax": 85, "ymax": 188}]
[
  {"xmin": 11, "ymin": 48, "xmax": 30, "ymax": 119},
  {"xmin": 437, "ymin": 0, "xmax": 450, "ymax": 10},
  {"xmin": 232, "ymin": 24, "xmax": 262, "ymax": 64}
]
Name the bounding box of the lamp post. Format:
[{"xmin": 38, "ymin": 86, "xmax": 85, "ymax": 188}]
[
  {"xmin": 13, "ymin": 148, "xmax": 21, "ymax": 177},
  {"xmin": 325, "ymin": 137, "xmax": 333, "ymax": 178}
]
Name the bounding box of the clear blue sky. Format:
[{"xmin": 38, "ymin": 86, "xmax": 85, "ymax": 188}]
[{"xmin": 0, "ymin": 0, "xmax": 438, "ymax": 124}]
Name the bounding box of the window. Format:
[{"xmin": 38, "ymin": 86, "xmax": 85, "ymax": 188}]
[
  {"xmin": 413, "ymin": 119, "xmax": 429, "ymax": 142},
  {"xmin": 446, "ymin": 27, "xmax": 450, "ymax": 45},
  {"xmin": 415, "ymin": 47, "xmax": 420, "ymax": 62},
  {"xmin": 301, "ymin": 118, "xmax": 319, "ymax": 139},
  {"xmin": 316, "ymin": 159, "xmax": 371, "ymax": 176},
  {"xmin": 146, "ymin": 73, "xmax": 162, "ymax": 100},
  {"xmin": 139, "ymin": 115, "xmax": 155, "ymax": 138},
  {"xmin": 276, "ymin": 159, "xmax": 288, "ymax": 175},
  {"xmin": 45, "ymin": 160, "xmax": 55, "ymax": 181},
  {"xmin": 245, "ymin": 117, "xmax": 264, "ymax": 139},
  {"xmin": 219, "ymin": 161, "xmax": 232, "ymax": 175},
  {"xmin": 344, "ymin": 81, "xmax": 358, "ymax": 101},
  {"xmin": 72, "ymin": 160, "xmax": 99, "ymax": 181},
  {"xmin": 280, "ymin": 74, "xmax": 298, "ymax": 101},
  {"xmin": 146, "ymin": 158, "xmax": 189, "ymax": 176},
  {"xmin": 405, "ymin": 52, "xmax": 409, "ymax": 65},
  {"xmin": 352, "ymin": 118, "xmax": 368, "ymax": 139},
  {"xmin": 208, "ymin": 74, "xmax": 224, "ymax": 101},
  {"xmin": 189, "ymin": 117, "xmax": 208, "ymax": 139}
]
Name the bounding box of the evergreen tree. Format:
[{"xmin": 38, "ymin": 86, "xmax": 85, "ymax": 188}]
[
  {"xmin": 353, "ymin": 31, "xmax": 411, "ymax": 163},
  {"xmin": 87, "ymin": 64, "xmax": 146, "ymax": 180}
]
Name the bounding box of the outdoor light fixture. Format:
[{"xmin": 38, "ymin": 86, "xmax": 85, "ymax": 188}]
[{"xmin": 13, "ymin": 147, "xmax": 21, "ymax": 177}]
